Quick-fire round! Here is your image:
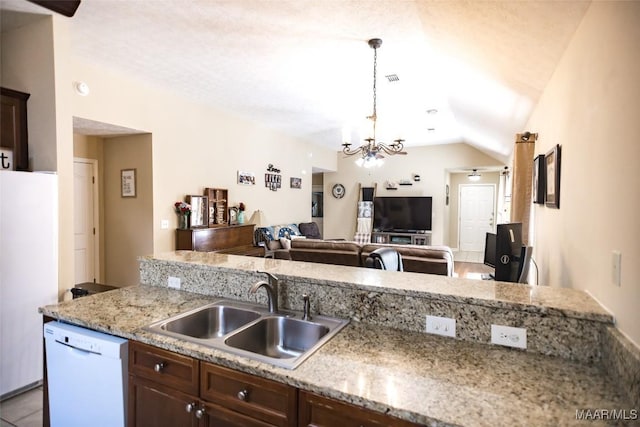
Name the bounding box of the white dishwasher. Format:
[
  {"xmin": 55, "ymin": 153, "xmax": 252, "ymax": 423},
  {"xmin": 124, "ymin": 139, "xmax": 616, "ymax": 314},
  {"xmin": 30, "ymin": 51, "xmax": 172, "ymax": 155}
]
[{"xmin": 44, "ymin": 322, "xmax": 128, "ymax": 427}]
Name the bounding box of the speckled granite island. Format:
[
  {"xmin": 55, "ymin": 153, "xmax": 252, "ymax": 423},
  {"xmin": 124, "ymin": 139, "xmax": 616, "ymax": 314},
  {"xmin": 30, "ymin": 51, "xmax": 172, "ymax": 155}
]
[{"xmin": 40, "ymin": 252, "xmax": 639, "ymax": 426}]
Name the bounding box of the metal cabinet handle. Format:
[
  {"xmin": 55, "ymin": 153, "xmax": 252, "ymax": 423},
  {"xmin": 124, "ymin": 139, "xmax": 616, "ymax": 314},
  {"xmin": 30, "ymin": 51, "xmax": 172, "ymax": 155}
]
[
  {"xmin": 237, "ymin": 389, "xmax": 249, "ymax": 401},
  {"xmin": 195, "ymin": 408, "xmax": 206, "ymax": 419},
  {"xmin": 185, "ymin": 402, "xmax": 196, "ymax": 413},
  {"xmin": 154, "ymin": 362, "xmax": 165, "ymax": 372}
]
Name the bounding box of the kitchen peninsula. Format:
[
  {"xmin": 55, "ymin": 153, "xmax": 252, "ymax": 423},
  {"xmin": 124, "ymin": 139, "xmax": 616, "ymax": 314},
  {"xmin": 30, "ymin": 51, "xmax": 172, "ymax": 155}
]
[{"xmin": 40, "ymin": 252, "xmax": 637, "ymax": 426}]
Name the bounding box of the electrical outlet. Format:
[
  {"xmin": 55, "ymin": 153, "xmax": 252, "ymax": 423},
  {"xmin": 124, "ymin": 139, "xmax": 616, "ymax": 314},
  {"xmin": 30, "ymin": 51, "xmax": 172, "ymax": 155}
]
[
  {"xmin": 426, "ymin": 315, "xmax": 456, "ymax": 338},
  {"xmin": 168, "ymin": 276, "xmax": 181, "ymax": 289},
  {"xmin": 611, "ymin": 251, "xmax": 621, "ymax": 287},
  {"xmin": 161, "ymin": 219, "xmax": 169, "ymax": 229},
  {"xmin": 491, "ymin": 325, "xmax": 527, "ymax": 349}
]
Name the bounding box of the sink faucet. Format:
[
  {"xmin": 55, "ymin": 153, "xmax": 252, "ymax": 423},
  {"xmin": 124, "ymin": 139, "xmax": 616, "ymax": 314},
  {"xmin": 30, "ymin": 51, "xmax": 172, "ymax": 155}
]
[
  {"xmin": 250, "ymin": 271, "xmax": 279, "ymax": 313},
  {"xmin": 302, "ymin": 294, "xmax": 312, "ymax": 321}
]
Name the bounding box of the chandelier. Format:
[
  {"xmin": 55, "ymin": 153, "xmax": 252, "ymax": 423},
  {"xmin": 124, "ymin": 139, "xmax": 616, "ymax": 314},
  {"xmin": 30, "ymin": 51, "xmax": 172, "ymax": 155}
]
[{"xmin": 342, "ymin": 38, "xmax": 407, "ymax": 168}]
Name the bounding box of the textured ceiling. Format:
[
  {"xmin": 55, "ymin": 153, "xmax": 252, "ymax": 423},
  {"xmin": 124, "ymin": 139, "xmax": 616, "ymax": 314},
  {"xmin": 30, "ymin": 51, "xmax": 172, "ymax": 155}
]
[{"xmin": 1, "ymin": 0, "xmax": 591, "ymax": 162}]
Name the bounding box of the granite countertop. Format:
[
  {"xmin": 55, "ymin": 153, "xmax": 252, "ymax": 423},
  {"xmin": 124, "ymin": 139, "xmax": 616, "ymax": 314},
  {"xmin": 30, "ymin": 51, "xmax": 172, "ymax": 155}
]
[
  {"xmin": 40, "ymin": 285, "xmax": 632, "ymax": 427},
  {"xmin": 144, "ymin": 252, "xmax": 614, "ymax": 323}
]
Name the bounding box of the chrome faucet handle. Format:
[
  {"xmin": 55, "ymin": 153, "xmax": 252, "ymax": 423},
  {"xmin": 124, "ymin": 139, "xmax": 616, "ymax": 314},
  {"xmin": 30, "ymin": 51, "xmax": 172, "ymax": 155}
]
[{"xmin": 302, "ymin": 294, "xmax": 311, "ymax": 321}]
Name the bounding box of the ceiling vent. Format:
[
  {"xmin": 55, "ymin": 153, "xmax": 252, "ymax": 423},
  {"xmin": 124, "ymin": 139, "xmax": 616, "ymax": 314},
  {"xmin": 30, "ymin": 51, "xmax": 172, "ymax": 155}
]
[{"xmin": 385, "ymin": 74, "xmax": 399, "ymax": 82}]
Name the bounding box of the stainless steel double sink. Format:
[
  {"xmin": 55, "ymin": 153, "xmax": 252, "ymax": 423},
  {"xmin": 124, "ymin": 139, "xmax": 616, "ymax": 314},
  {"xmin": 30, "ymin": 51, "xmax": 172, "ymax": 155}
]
[{"xmin": 145, "ymin": 300, "xmax": 349, "ymax": 369}]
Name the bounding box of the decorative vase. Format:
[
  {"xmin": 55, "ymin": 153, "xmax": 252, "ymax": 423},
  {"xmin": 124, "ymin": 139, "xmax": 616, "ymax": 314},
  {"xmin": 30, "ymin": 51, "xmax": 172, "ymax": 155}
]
[
  {"xmin": 237, "ymin": 211, "xmax": 245, "ymax": 224},
  {"xmin": 179, "ymin": 214, "xmax": 190, "ymax": 229}
]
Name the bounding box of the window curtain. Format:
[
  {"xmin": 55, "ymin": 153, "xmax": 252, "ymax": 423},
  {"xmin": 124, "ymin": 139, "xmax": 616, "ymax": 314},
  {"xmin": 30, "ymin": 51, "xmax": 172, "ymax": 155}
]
[{"xmin": 510, "ymin": 134, "xmax": 536, "ymax": 244}]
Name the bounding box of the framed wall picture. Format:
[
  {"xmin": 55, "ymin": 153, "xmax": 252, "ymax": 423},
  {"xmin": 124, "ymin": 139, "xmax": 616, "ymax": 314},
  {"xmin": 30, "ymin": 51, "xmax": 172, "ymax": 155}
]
[
  {"xmin": 533, "ymin": 154, "xmax": 546, "ymax": 204},
  {"xmin": 290, "ymin": 177, "xmax": 302, "ymax": 189},
  {"xmin": 545, "ymin": 145, "xmax": 561, "ymax": 208},
  {"xmin": 237, "ymin": 170, "xmax": 255, "ymax": 185},
  {"xmin": 121, "ymin": 169, "xmax": 136, "ymax": 197},
  {"xmin": 187, "ymin": 195, "xmax": 208, "ymax": 227}
]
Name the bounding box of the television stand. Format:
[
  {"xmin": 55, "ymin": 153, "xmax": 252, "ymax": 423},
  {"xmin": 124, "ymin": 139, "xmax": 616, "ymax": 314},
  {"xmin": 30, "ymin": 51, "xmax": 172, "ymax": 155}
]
[{"xmin": 371, "ymin": 231, "xmax": 431, "ymax": 246}]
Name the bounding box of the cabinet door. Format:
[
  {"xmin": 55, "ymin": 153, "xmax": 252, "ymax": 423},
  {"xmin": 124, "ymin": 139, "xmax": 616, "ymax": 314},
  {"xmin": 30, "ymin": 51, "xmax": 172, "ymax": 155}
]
[
  {"xmin": 200, "ymin": 401, "xmax": 276, "ymax": 427},
  {"xmin": 0, "ymin": 87, "xmax": 30, "ymax": 171},
  {"xmin": 299, "ymin": 391, "xmax": 422, "ymax": 427},
  {"xmin": 128, "ymin": 375, "xmax": 199, "ymax": 427}
]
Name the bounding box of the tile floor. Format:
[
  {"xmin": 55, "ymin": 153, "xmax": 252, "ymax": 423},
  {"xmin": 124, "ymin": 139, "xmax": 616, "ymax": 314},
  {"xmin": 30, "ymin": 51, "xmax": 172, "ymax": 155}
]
[
  {"xmin": 0, "ymin": 387, "xmax": 43, "ymax": 427},
  {"xmin": 452, "ymin": 250, "xmax": 484, "ymax": 263}
]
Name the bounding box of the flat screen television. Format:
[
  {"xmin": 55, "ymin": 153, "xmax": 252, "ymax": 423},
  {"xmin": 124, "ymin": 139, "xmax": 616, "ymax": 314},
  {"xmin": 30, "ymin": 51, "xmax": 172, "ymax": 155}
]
[{"xmin": 373, "ymin": 196, "xmax": 432, "ymax": 232}]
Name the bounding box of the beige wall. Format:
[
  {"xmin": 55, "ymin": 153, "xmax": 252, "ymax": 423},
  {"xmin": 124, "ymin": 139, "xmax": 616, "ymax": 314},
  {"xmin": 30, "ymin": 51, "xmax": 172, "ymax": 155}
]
[
  {"xmin": 324, "ymin": 143, "xmax": 504, "ymax": 242},
  {"xmin": 526, "ymin": 2, "xmax": 640, "ymax": 346},
  {"xmin": 69, "ymin": 59, "xmax": 337, "ymax": 259},
  {"xmin": 103, "ymin": 134, "xmax": 153, "ymax": 286},
  {"xmin": 1, "ymin": 15, "xmax": 57, "ymax": 171},
  {"xmin": 448, "ymin": 171, "xmax": 501, "ymax": 249}
]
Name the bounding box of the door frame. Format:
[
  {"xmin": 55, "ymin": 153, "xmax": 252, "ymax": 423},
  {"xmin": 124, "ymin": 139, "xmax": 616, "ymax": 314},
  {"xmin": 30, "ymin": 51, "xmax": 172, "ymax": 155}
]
[
  {"xmin": 457, "ymin": 183, "xmax": 497, "ymax": 251},
  {"xmin": 74, "ymin": 157, "xmax": 100, "ymax": 283}
]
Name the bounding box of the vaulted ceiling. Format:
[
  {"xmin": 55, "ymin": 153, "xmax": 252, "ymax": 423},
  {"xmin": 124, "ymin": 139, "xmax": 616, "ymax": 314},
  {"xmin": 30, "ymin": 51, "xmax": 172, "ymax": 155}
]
[{"xmin": 2, "ymin": 0, "xmax": 591, "ymax": 162}]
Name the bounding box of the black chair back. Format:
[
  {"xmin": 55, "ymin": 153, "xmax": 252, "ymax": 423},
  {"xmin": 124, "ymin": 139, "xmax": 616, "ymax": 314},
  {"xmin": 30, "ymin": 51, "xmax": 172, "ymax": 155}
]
[{"xmin": 365, "ymin": 247, "xmax": 403, "ymax": 271}]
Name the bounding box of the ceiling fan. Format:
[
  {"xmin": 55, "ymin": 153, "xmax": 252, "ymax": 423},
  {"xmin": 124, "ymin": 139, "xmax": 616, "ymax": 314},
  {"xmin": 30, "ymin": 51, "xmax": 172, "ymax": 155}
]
[{"xmin": 26, "ymin": 0, "xmax": 81, "ymax": 17}]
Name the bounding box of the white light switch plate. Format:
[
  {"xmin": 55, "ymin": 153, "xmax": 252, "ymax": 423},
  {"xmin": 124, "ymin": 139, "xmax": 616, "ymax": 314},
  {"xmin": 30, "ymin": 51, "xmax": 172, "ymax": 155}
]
[
  {"xmin": 491, "ymin": 325, "xmax": 526, "ymax": 349},
  {"xmin": 611, "ymin": 250, "xmax": 621, "ymax": 286},
  {"xmin": 426, "ymin": 315, "xmax": 456, "ymax": 338},
  {"xmin": 161, "ymin": 219, "xmax": 169, "ymax": 229}
]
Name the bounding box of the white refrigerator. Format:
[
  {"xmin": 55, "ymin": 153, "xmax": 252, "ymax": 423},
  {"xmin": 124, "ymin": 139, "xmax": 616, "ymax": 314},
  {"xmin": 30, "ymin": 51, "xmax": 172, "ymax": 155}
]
[{"xmin": 0, "ymin": 170, "xmax": 59, "ymax": 398}]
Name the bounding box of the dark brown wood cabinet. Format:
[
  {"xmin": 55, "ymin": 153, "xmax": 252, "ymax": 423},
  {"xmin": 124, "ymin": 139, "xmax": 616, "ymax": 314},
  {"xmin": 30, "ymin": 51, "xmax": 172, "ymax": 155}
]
[
  {"xmin": 128, "ymin": 341, "xmax": 296, "ymax": 427},
  {"xmin": 128, "ymin": 342, "xmax": 201, "ymax": 427},
  {"xmin": 200, "ymin": 362, "xmax": 297, "ymax": 427},
  {"xmin": 176, "ymin": 224, "xmax": 261, "ymax": 255},
  {"xmin": 0, "ymin": 87, "xmax": 30, "ymax": 171},
  {"xmin": 129, "ymin": 375, "xmax": 199, "ymax": 427},
  {"xmin": 299, "ymin": 390, "xmax": 423, "ymax": 427},
  {"xmin": 128, "ymin": 342, "xmax": 423, "ymax": 427}
]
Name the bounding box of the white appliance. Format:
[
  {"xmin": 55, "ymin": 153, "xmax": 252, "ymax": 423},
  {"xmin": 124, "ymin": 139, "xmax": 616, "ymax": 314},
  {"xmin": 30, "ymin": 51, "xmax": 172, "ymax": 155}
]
[
  {"xmin": 0, "ymin": 170, "xmax": 58, "ymax": 398},
  {"xmin": 44, "ymin": 322, "xmax": 128, "ymax": 427}
]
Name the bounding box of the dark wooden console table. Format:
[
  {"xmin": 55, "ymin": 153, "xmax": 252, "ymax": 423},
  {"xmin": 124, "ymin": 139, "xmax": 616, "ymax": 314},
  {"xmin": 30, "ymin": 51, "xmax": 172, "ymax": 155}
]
[{"xmin": 176, "ymin": 224, "xmax": 263, "ymax": 256}]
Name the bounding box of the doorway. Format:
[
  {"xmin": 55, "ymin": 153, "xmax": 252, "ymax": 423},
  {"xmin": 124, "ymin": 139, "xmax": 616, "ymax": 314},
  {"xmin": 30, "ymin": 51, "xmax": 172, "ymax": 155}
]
[
  {"xmin": 73, "ymin": 158, "xmax": 99, "ymax": 284},
  {"xmin": 458, "ymin": 184, "xmax": 496, "ymax": 251}
]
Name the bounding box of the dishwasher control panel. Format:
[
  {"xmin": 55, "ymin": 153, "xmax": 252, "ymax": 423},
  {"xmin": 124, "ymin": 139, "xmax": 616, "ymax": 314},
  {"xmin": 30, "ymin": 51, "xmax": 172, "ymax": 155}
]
[{"xmin": 44, "ymin": 322, "xmax": 127, "ymax": 358}]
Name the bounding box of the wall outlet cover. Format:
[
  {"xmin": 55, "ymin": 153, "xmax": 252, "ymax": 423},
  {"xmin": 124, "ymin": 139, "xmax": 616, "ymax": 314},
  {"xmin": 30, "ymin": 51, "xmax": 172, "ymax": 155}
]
[
  {"xmin": 491, "ymin": 324, "xmax": 527, "ymax": 349},
  {"xmin": 168, "ymin": 276, "xmax": 181, "ymax": 289},
  {"xmin": 426, "ymin": 315, "xmax": 456, "ymax": 338}
]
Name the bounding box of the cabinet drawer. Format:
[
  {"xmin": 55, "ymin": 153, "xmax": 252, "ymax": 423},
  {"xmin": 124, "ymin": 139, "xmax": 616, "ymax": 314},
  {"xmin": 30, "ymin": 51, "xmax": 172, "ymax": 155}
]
[
  {"xmin": 299, "ymin": 390, "xmax": 423, "ymax": 427},
  {"xmin": 200, "ymin": 362, "xmax": 296, "ymax": 427},
  {"xmin": 129, "ymin": 341, "xmax": 199, "ymax": 395}
]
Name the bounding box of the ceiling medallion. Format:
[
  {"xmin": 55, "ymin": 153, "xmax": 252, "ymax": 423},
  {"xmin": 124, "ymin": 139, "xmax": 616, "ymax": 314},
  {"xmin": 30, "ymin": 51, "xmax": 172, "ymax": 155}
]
[{"xmin": 342, "ymin": 38, "xmax": 407, "ymax": 168}]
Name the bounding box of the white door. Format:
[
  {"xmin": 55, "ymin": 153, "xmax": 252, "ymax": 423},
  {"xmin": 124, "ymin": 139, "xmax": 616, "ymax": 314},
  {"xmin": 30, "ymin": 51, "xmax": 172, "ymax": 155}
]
[
  {"xmin": 459, "ymin": 184, "xmax": 495, "ymax": 251},
  {"xmin": 74, "ymin": 160, "xmax": 97, "ymax": 284}
]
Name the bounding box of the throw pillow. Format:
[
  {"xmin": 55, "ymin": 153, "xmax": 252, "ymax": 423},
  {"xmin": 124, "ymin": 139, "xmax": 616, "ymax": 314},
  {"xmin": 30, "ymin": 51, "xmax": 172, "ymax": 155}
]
[
  {"xmin": 280, "ymin": 238, "xmax": 292, "ymax": 250},
  {"xmin": 268, "ymin": 240, "xmax": 282, "ymax": 251}
]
